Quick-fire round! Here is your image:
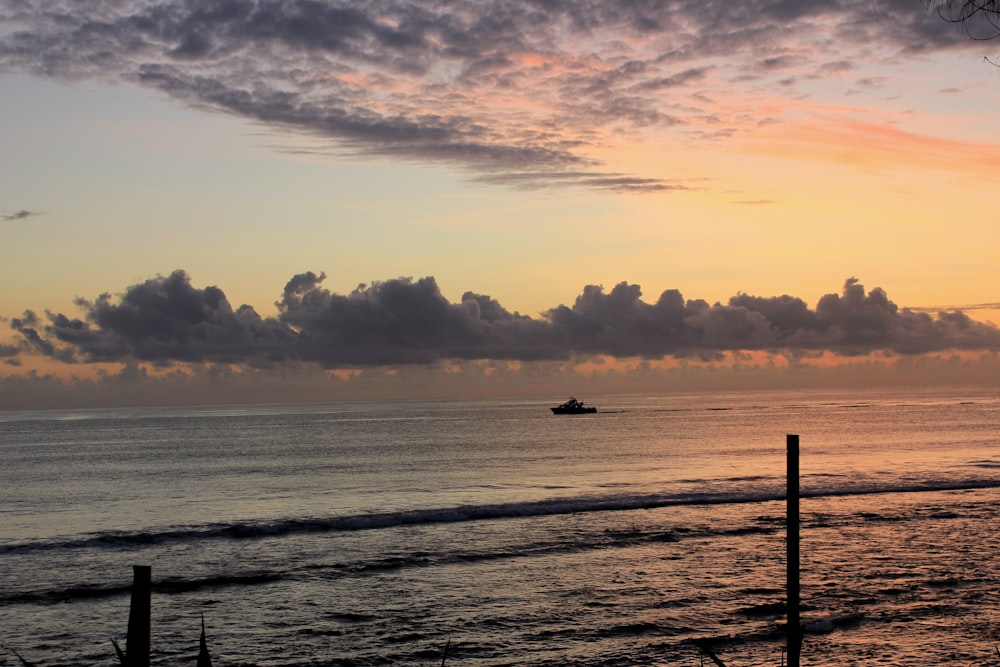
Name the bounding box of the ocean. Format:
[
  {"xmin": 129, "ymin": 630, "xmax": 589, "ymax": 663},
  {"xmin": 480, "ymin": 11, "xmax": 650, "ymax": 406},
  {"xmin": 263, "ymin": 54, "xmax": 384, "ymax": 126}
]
[{"xmin": 1, "ymin": 386, "xmax": 998, "ymax": 666}]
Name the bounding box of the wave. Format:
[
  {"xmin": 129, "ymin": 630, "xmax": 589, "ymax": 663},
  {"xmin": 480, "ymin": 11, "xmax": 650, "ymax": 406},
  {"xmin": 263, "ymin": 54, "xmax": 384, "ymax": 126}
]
[
  {"xmin": 0, "ymin": 525, "xmax": 689, "ymax": 607},
  {"xmin": 0, "ymin": 572, "xmax": 284, "ymax": 605},
  {"xmin": 3, "ymin": 477, "xmax": 999, "ymax": 557},
  {"xmin": 0, "ymin": 526, "xmax": 683, "ymax": 607},
  {"xmin": 3, "ymin": 478, "xmax": 998, "ymax": 609}
]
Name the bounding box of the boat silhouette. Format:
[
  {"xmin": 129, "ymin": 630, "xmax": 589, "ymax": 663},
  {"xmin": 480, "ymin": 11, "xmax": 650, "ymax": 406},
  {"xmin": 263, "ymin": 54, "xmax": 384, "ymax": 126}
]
[{"xmin": 550, "ymin": 397, "xmax": 597, "ymax": 414}]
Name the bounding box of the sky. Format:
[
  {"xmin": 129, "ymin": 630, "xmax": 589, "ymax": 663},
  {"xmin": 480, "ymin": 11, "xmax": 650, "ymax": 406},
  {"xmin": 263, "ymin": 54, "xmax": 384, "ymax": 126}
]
[{"xmin": 1, "ymin": 0, "xmax": 999, "ymax": 409}]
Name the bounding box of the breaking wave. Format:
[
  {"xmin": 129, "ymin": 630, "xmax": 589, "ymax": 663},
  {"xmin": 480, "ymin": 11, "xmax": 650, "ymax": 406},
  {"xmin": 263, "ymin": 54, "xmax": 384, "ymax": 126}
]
[{"xmin": 4, "ymin": 476, "xmax": 998, "ymax": 558}]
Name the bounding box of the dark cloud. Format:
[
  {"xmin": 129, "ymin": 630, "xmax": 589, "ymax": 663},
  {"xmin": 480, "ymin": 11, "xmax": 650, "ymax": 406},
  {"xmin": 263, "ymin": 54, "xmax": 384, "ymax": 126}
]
[
  {"xmin": 10, "ymin": 310, "xmax": 72, "ymax": 362},
  {"xmin": 633, "ymin": 66, "xmax": 714, "ymax": 92},
  {"xmin": 2, "ymin": 210, "xmax": 40, "ymax": 221},
  {"xmin": 7, "ymin": 272, "xmax": 294, "ymax": 367},
  {"xmin": 759, "ymin": 55, "xmax": 800, "ymax": 71},
  {"xmin": 0, "ymin": 0, "xmax": 977, "ymax": 191},
  {"xmin": 472, "ymin": 171, "xmax": 692, "ymax": 192},
  {"xmin": 278, "ymin": 273, "xmax": 555, "ymax": 365},
  {"xmin": 11, "ymin": 272, "xmax": 1000, "ymax": 368}
]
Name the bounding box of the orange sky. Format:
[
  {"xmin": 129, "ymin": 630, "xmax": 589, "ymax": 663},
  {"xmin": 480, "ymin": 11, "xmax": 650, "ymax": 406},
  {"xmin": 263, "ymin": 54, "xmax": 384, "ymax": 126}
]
[{"xmin": 1, "ymin": 1, "xmax": 998, "ymax": 408}]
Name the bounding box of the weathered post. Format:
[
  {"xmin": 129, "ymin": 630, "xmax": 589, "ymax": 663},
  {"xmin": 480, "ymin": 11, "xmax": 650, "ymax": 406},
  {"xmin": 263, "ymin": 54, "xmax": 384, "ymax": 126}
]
[
  {"xmin": 126, "ymin": 565, "xmax": 152, "ymax": 667},
  {"xmin": 786, "ymin": 435, "xmax": 801, "ymax": 667}
]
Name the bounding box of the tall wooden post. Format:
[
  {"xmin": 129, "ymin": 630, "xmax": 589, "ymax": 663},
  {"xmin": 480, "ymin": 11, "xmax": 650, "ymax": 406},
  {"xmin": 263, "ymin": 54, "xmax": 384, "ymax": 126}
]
[
  {"xmin": 126, "ymin": 565, "xmax": 152, "ymax": 667},
  {"xmin": 786, "ymin": 435, "xmax": 801, "ymax": 667}
]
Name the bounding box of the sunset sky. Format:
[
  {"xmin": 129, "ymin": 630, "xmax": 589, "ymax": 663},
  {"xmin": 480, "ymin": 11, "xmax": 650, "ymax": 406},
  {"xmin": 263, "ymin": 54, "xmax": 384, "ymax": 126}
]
[{"xmin": 1, "ymin": 0, "xmax": 999, "ymax": 409}]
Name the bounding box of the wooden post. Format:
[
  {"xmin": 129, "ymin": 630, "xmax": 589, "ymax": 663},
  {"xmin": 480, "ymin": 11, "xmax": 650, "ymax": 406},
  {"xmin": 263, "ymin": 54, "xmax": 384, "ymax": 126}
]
[
  {"xmin": 786, "ymin": 435, "xmax": 801, "ymax": 667},
  {"xmin": 126, "ymin": 565, "xmax": 151, "ymax": 667}
]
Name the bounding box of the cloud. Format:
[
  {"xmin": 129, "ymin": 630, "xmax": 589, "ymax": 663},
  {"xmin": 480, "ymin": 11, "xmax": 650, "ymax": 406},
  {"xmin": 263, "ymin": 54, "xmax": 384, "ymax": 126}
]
[
  {"xmin": 0, "ymin": 0, "xmax": 978, "ymax": 191},
  {"xmin": 0, "ymin": 340, "xmax": 20, "ymax": 363},
  {"xmin": 2, "ymin": 210, "xmax": 40, "ymax": 221},
  {"xmin": 749, "ymin": 116, "xmax": 1000, "ymax": 176},
  {"xmin": 10, "ymin": 271, "xmax": 1000, "ymax": 369},
  {"xmin": 907, "ymin": 301, "xmax": 1000, "ymax": 312},
  {"xmin": 30, "ymin": 270, "xmax": 299, "ymax": 366},
  {"xmin": 471, "ymin": 171, "xmax": 693, "ymax": 192}
]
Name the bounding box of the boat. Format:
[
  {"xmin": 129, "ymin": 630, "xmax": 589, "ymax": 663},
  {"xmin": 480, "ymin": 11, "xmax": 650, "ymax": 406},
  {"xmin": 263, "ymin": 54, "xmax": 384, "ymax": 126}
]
[{"xmin": 550, "ymin": 397, "xmax": 597, "ymax": 414}]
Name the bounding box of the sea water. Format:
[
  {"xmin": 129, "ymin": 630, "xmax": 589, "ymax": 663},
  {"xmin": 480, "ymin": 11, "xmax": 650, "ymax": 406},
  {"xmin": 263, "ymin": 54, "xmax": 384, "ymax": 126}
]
[{"xmin": 0, "ymin": 387, "xmax": 998, "ymax": 666}]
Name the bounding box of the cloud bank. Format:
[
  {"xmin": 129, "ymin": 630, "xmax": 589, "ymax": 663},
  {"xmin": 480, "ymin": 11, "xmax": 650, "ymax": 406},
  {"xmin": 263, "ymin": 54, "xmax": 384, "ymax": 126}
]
[
  {"xmin": 9, "ymin": 271, "xmax": 1000, "ymax": 370},
  {"xmin": 0, "ymin": 0, "xmax": 979, "ymax": 190}
]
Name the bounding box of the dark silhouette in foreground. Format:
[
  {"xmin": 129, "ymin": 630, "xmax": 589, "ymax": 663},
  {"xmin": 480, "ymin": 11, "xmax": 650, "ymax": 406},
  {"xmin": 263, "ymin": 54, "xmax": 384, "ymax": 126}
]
[
  {"xmin": 109, "ymin": 565, "xmax": 211, "ymax": 667},
  {"xmin": 932, "ymin": 0, "xmax": 1000, "ymax": 38}
]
